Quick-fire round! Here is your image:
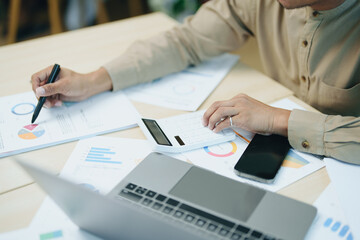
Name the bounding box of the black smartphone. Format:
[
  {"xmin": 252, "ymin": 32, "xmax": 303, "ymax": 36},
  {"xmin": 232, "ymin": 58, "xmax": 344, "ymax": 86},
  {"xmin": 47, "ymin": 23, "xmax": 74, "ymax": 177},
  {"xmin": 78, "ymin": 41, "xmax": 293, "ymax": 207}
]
[{"xmin": 234, "ymin": 134, "xmax": 290, "ymax": 183}]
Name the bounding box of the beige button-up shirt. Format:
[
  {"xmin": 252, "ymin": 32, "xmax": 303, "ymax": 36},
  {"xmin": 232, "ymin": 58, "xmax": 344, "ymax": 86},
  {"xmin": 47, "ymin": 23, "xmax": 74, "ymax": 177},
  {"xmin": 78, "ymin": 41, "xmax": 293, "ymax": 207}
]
[{"xmin": 104, "ymin": 0, "xmax": 360, "ymax": 164}]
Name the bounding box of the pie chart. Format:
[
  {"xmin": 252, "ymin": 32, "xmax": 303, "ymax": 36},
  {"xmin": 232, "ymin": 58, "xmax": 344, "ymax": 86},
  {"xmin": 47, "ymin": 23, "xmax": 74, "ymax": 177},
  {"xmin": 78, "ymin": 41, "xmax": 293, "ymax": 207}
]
[{"xmin": 18, "ymin": 124, "xmax": 45, "ymax": 140}]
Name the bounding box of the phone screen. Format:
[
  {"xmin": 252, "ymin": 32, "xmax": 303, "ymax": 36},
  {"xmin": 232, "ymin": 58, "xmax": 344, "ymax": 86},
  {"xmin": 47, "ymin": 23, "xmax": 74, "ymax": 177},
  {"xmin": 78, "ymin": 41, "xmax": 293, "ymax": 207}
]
[{"xmin": 234, "ymin": 134, "xmax": 290, "ymax": 183}]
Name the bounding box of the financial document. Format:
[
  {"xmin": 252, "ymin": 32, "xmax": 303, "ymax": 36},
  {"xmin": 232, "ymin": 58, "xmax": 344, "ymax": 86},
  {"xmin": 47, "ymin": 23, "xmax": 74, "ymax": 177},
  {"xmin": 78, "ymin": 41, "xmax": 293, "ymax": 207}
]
[
  {"xmin": 124, "ymin": 53, "xmax": 239, "ymax": 111},
  {"xmin": 0, "ymin": 91, "xmax": 139, "ymax": 157},
  {"xmin": 325, "ymin": 158, "xmax": 360, "ymax": 240},
  {"xmin": 305, "ymin": 184, "xmax": 354, "ymax": 240}
]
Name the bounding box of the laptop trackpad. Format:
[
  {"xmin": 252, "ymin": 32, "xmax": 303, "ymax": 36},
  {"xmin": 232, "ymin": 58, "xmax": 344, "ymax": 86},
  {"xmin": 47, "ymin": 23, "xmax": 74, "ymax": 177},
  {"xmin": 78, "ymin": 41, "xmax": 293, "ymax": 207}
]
[{"xmin": 169, "ymin": 167, "xmax": 265, "ymax": 222}]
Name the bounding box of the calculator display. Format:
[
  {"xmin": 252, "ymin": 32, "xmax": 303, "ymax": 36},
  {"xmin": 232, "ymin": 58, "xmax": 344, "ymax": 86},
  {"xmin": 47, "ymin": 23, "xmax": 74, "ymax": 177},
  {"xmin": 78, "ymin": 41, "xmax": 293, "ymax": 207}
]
[{"xmin": 142, "ymin": 119, "xmax": 172, "ymax": 146}]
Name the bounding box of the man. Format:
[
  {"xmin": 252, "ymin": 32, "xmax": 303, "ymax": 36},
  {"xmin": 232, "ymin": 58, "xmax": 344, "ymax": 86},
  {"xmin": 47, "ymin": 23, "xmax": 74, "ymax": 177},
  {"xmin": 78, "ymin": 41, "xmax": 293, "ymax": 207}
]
[{"xmin": 31, "ymin": 0, "xmax": 360, "ymax": 164}]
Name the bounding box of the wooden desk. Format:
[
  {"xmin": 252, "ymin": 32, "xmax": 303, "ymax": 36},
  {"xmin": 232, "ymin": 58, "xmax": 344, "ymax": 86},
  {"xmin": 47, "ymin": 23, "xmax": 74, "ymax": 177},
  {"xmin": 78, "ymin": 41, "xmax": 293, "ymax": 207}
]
[{"xmin": 0, "ymin": 12, "xmax": 328, "ymax": 233}]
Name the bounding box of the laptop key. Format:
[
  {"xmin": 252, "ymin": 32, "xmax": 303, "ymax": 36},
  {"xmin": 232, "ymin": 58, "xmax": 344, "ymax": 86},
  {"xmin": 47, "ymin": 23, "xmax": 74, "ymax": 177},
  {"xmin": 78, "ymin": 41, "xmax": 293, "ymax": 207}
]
[
  {"xmin": 207, "ymin": 223, "xmax": 218, "ymax": 232},
  {"xmin": 174, "ymin": 210, "xmax": 184, "ymax": 218},
  {"xmin": 196, "ymin": 219, "xmax": 206, "ymax": 227},
  {"xmin": 184, "ymin": 214, "xmax": 195, "ymax": 223},
  {"xmin": 230, "ymin": 232, "xmax": 241, "ymax": 240},
  {"xmin": 263, "ymin": 236, "xmax": 276, "ymax": 240},
  {"xmin": 163, "ymin": 206, "xmax": 173, "ymax": 214},
  {"xmin": 135, "ymin": 187, "xmax": 146, "ymax": 195},
  {"xmin": 251, "ymin": 230, "xmax": 262, "ymax": 238},
  {"xmin": 156, "ymin": 194, "xmax": 166, "ymax": 202},
  {"xmin": 166, "ymin": 198, "xmax": 180, "ymax": 207},
  {"xmin": 119, "ymin": 189, "xmax": 142, "ymax": 202},
  {"xmin": 236, "ymin": 224, "xmax": 250, "ymax": 234},
  {"xmin": 142, "ymin": 198, "xmax": 152, "ymax": 206},
  {"xmin": 152, "ymin": 202, "xmax": 163, "ymax": 210},
  {"xmin": 218, "ymin": 228, "xmax": 229, "ymax": 236},
  {"xmin": 145, "ymin": 190, "xmax": 156, "ymax": 198},
  {"xmin": 125, "ymin": 183, "xmax": 137, "ymax": 190}
]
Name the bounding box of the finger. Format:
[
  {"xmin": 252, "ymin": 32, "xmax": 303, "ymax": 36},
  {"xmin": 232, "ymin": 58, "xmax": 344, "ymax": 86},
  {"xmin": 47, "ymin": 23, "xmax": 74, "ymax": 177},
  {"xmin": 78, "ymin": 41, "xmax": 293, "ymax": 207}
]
[
  {"xmin": 207, "ymin": 107, "xmax": 238, "ymax": 130},
  {"xmin": 202, "ymin": 99, "xmax": 237, "ymax": 126},
  {"xmin": 43, "ymin": 95, "xmax": 63, "ymax": 108},
  {"xmin": 213, "ymin": 117, "xmax": 234, "ymax": 133},
  {"xmin": 31, "ymin": 65, "xmax": 54, "ymax": 92},
  {"xmin": 35, "ymin": 79, "xmax": 67, "ymax": 98}
]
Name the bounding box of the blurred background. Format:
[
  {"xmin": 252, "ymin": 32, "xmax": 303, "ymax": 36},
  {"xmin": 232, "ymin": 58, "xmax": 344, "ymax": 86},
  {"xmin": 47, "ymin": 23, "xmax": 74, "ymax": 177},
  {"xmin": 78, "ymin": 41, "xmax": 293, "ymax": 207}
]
[
  {"xmin": 0, "ymin": 0, "xmax": 208, "ymax": 46},
  {"xmin": 0, "ymin": 0, "xmax": 262, "ymax": 72}
]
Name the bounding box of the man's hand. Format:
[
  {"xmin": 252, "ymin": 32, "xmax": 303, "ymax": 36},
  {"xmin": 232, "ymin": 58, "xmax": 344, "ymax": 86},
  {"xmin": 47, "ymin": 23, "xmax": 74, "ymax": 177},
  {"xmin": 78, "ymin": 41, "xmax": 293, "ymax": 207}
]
[
  {"xmin": 202, "ymin": 94, "xmax": 291, "ymax": 136},
  {"xmin": 31, "ymin": 66, "xmax": 112, "ymax": 108}
]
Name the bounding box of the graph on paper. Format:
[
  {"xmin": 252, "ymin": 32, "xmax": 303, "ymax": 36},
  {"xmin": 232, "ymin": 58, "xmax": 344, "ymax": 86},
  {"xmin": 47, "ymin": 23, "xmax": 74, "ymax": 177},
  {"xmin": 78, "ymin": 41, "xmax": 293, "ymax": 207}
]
[
  {"xmin": 85, "ymin": 147, "xmax": 121, "ymax": 164},
  {"xmin": 11, "ymin": 103, "xmax": 35, "ymax": 115},
  {"xmin": 282, "ymin": 150, "xmax": 310, "ymax": 168},
  {"xmin": 204, "ymin": 142, "xmax": 238, "ymax": 157},
  {"xmin": 39, "ymin": 230, "xmax": 63, "ymax": 240},
  {"xmin": 18, "ymin": 124, "xmax": 45, "ymax": 140}
]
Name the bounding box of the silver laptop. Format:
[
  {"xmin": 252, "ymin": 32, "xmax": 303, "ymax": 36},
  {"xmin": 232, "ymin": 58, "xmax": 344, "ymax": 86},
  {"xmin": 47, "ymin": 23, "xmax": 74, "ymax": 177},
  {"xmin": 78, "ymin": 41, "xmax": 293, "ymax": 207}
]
[{"xmin": 16, "ymin": 152, "xmax": 316, "ymax": 240}]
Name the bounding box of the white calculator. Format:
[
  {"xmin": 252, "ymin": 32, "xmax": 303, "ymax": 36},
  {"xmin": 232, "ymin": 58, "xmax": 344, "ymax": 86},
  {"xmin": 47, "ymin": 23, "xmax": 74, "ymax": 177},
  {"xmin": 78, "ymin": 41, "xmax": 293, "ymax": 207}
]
[{"xmin": 138, "ymin": 110, "xmax": 236, "ymax": 153}]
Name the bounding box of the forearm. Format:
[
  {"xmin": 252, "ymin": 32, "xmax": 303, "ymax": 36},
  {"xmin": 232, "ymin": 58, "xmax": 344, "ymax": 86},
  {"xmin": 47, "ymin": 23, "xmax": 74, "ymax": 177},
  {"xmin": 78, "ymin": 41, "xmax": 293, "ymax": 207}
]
[
  {"xmin": 103, "ymin": 0, "xmax": 253, "ymax": 91},
  {"xmin": 85, "ymin": 67, "xmax": 113, "ymax": 97}
]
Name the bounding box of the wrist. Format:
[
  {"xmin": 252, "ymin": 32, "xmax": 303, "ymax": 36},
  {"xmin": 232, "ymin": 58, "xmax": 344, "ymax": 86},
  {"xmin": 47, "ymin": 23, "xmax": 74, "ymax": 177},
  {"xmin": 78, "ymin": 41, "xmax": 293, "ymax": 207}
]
[
  {"xmin": 272, "ymin": 108, "xmax": 291, "ymax": 136},
  {"xmin": 86, "ymin": 67, "xmax": 113, "ymax": 96}
]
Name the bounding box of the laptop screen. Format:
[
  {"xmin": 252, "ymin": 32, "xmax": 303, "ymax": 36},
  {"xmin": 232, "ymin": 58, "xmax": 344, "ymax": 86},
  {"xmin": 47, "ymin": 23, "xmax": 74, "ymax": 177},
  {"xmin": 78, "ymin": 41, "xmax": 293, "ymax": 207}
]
[{"xmin": 169, "ymin": 167, "xmax": 266, "ymax": 222}]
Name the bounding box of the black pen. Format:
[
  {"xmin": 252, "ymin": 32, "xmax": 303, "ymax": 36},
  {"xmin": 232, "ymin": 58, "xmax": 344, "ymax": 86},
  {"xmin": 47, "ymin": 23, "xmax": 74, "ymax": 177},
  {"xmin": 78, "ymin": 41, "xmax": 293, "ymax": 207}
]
[{"xmin": 31, "ymin": 64, "xmax": 61, "ymax": 123}]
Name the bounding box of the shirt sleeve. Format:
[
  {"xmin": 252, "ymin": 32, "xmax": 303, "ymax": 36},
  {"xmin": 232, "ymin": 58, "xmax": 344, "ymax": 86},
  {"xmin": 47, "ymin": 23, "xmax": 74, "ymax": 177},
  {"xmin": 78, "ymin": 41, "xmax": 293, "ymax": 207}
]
[
  {"xmin": 103, "ymin": 0, "xmax": 256, "ymax": 91},
  {"xmin": 288, "ymin": 109, "xmax": 360, "ymax": 165}
]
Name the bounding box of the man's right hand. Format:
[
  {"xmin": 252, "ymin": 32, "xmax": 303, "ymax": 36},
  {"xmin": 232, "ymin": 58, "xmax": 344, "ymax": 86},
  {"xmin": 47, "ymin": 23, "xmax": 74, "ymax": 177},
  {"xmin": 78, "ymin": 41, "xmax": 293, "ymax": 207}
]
[{"xmin": 31, "ymin": 66, "xmax": 113, "ymax": 108}]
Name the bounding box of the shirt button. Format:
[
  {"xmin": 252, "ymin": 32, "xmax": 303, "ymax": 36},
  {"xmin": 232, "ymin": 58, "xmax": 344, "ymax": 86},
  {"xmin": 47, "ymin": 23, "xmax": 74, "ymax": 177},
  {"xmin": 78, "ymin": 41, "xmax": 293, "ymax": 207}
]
[
  {"xmin": 301, "ymin": 76, "xmax": 306, "ymax": 83},
  {"xmin": 302, "ymin": 40, "xmax": 308, "ymax": 47},
  {"xmin": 302, "ymin": 140, "xmax": 310, "ymax": 149},
  {"xmin": 312, "ymin": 11, "xmax": 319, "ymax": 17}
]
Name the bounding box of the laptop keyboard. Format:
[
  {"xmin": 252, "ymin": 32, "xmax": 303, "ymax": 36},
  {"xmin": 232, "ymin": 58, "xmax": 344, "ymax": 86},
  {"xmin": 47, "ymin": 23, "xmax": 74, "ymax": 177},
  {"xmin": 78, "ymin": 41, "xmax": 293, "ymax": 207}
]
[{"xmin": 117, "ymin": 182, "xmax": 279, "ymax": 240}]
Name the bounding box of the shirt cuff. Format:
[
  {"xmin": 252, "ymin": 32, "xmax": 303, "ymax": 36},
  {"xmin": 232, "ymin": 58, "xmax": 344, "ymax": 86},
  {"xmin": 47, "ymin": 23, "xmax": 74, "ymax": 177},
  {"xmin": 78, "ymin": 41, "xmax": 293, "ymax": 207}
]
[{"xmin": 288, "ymin": 109, "xmax": 327, "ymax": 155}]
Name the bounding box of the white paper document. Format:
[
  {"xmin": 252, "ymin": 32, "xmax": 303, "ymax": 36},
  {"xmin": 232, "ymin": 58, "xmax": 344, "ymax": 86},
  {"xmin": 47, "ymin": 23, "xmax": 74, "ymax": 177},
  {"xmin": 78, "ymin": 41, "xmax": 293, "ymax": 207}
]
[
  {"xmin": 124, "ymin": 53, "xmax": 239, "ymax": 111},
  {"xmin": 324, "ymin": 158, "xmax": 360, "ymax": 240},
  {"xmin": 0, "ymin": 91, "xmax": 139, "ymax": 157},
  {"xmin": 305, "ymin": 184, "xmax": 354, "ymax": 240}
]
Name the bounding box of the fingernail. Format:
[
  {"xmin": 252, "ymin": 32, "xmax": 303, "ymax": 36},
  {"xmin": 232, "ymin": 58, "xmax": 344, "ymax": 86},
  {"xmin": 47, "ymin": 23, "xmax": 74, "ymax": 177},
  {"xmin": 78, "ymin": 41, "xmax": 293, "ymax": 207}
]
[
  {"xmin": 55, "ymin": 101, "xmax": 62, "ymax": 107},
  {"xmin": 36, "ymin": 87, "xmax": 45, "ymax": 97}
]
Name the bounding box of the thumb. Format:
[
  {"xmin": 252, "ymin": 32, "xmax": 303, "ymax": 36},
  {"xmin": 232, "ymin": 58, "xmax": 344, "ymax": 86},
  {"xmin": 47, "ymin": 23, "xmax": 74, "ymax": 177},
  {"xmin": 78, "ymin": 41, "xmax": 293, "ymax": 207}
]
[{"xmin": 36, "ymin": 81, "xmax": 64, "ymax": 97}]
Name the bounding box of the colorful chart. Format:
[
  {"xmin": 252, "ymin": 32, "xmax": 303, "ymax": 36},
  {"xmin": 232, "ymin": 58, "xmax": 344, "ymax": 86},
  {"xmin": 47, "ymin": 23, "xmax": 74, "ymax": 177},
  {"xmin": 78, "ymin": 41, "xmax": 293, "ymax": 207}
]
[
  {"xmin": 85, "ymin": 147, "xmax": 121, "ymax": 164},
  {"xmin": 18, "ymin": 124, "xmax": 45, "ymax": 140},
  {"xmin": 323, "ymin": 217, "xmax": 353, "ymax": 239},
  {"xmin": 282, "ymin": 150, "xmax": 309, "ymax": 168},
  {"xmin": 39, "ymin": 230, "xmax": 63, "ymax": 240},
  {"xmin": 204, "ymin": 142, "xmax": 237, "ymax": 157},
  {"xmin": 11, "ymin": 103, "xmax": 35, "ymax": 115}
]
